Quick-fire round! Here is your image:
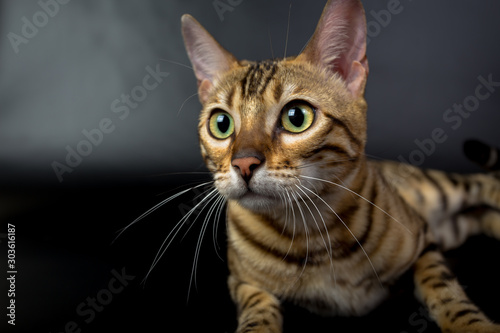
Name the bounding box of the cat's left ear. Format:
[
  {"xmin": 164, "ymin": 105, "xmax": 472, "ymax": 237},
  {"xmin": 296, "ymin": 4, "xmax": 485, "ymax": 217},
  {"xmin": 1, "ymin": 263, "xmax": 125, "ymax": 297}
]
[
  {"xmin": 297, "ymin": 0, "xmax": 368, "ymax": 98},
  {"xmin": 182, "ymin": 14, "xmax": 237, "ymax": 104}
]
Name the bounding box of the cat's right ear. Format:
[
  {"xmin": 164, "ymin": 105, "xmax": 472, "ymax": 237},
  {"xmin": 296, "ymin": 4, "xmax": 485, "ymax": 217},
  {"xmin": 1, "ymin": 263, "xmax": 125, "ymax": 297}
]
[
  {"xmin": 181, "ymin": 14, "xmax": 237, "ymax": 104},
  {"xmin": 296, "ymin": 0, "xmax": 368, "ymax": 99}
]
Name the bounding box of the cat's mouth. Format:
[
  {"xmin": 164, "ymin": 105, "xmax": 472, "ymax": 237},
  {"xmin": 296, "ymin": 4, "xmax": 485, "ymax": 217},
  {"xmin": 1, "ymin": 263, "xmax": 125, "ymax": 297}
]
[
  {"xmin": 231, "ymin": 183, "xmax": 282, "ymax": 210},
  {"xmin": 236, "ymin": 192, "xmax": 275, "ymax": 211},
  {"xmin": 237, "ymin": 186, "xmax": 264, "ymax": 198},
  {"xmin": 242, "ymin": 187, "xmax": 271, "ymax": 199},
  {"xmin": 216, "ymin": 168, "xmax": 293, "ymax": 209}
]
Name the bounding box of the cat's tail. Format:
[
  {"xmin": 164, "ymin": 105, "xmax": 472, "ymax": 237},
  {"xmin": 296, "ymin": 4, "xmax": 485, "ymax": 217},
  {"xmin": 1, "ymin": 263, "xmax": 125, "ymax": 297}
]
[
  {"xmin": 458, "ymin": 139, "xmax": 500, "ymax": 241},
  {"xmin": 463, "ymin": 139, "xmax": 500, "ymax": 172}
]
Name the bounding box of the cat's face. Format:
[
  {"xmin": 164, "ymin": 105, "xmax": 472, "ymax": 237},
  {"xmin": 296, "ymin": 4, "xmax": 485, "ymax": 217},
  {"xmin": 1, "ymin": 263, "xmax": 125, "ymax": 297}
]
[
  {"xmin": 198, "ymin": 59, "xmax": 366, "ymax": 211},
  {"xmin": 182, "ymin": 0, "xmax": 369, "ymax": 212}
]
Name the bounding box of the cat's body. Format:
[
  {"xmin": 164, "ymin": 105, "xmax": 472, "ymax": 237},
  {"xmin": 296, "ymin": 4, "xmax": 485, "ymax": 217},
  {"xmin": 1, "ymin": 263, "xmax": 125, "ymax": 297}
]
[
  {"xmin": 226, "ymin": 148, "xmax": 498, "ymax": 317},
  {"xmin": 181, "ymin": 1, "xmax": 500, "ymax": 332}
]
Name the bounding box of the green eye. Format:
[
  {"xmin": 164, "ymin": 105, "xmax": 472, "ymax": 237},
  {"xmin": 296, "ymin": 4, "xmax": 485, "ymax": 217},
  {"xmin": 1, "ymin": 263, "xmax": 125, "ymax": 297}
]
[
  {"xmin": 281, "ymin": 101, "xmax": 315, "ymax": 133},
  {"xmin": 209, "ymin": 111, "xmax": 234, "ymax": 139}
]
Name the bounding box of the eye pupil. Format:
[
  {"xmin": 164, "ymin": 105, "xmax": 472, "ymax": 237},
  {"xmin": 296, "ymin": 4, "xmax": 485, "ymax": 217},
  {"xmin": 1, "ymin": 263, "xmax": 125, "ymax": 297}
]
[
  {"xmin": 217, "ymin": 114, "xmax": 230, "ymax": 133},
  {"xmin": 280, "ymin": 101, "xmax": 315, "ymax": 133},
  {"xmin": 288, "ymin": 107, "xmax": 305, "ymax": 127},
  {"xmin": 209, "ymin": 111, "xmax": 234, "ymax": 139}
]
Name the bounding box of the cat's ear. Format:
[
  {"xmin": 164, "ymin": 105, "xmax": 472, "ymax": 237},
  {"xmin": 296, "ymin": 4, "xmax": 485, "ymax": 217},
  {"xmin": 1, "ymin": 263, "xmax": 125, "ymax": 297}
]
[
  {"xmin": 181, "ymin": 14, "xmax": 237, "ymax": 103},
  {"xmin": 297, "ymin": 0, "xmax": 368, "ymax": 98}
]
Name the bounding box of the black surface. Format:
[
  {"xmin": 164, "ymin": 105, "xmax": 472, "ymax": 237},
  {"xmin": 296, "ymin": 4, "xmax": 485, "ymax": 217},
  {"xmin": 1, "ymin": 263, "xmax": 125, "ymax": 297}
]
[
  {"xmin": 2, "ymin": 0, "xmax": 500, "ymax": 183},
  {"xmin": 1, "ymin": 176, "xmax": 499, "ymax": 333}
]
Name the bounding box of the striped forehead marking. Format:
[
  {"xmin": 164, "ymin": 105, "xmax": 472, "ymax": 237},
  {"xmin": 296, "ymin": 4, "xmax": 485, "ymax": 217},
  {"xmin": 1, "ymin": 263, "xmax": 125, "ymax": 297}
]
[{"xmin": 240, "ymin": 60, "xmax": 278, "ymax": 99}]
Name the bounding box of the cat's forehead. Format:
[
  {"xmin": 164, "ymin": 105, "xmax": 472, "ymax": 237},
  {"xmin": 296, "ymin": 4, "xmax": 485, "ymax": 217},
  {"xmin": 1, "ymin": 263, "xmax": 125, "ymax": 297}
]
[
  {"xmin": 206, "ymin": 58, "xmax": 348, "ymax": 119},
  {"xmin": 211, "ymin": 59, "xmax": 308, "ymax": 108},
  {"xmin": 237, "ymin": 59, "xmax": 280, "ymax": 99},
  {"xmin": 202, "ymin": 59, "xmax": 283, "ymax": 117}
]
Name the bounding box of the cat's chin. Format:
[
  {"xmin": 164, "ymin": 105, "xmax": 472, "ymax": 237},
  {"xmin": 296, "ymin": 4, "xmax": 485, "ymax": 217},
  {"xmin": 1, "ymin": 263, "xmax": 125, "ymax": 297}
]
[{"xmin": 232, "ymin": 190, "xmax": 279, "ymax": 212}]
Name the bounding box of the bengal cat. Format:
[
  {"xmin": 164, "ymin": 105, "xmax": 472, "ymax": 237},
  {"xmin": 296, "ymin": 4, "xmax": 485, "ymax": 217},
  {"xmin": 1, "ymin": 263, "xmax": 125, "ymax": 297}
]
[{"xmin": 179, "ymin": 0, "xmax": 500, "ymax": 332}]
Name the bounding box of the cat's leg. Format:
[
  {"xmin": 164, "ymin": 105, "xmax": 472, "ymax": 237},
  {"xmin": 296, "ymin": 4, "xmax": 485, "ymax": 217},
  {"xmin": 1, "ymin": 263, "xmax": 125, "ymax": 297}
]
[
  {"xmin": 413, "ymin": 245, "xmax": 500, "ymax": 333},
  {"xmin": 229, "ymin": 275, "xmax": 283, "ymax": 333}
]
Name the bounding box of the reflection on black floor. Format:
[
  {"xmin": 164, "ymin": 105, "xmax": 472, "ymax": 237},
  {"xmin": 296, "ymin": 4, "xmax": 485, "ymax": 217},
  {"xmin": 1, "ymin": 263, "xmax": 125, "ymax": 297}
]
[{"xmin": 1, "ymin": 176, "xmax": 499, "ymax": 333}]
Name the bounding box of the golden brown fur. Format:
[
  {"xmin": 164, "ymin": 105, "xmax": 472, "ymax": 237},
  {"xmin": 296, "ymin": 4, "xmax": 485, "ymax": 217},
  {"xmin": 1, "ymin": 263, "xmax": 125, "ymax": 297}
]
[{"xmin": 181, "ymin": 1, "xmax": 500, "ymax": 332}]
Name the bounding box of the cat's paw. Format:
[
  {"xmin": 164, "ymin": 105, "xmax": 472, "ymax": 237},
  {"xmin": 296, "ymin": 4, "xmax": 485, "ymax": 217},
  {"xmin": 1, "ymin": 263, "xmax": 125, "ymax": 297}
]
[
  {"xmin": 235, "ymin": 325, "xmax": 281, "ymax": 333},
  {"xmin": 235, "ymin": 329, "xmax": 280, "ymax": 333}
]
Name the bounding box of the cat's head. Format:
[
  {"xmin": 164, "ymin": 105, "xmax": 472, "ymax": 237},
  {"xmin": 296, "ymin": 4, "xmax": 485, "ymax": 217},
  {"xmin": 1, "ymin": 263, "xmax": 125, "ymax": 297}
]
[{"xmin": 182, "ymin": 0, "xmax": 368, "ymax": 212}]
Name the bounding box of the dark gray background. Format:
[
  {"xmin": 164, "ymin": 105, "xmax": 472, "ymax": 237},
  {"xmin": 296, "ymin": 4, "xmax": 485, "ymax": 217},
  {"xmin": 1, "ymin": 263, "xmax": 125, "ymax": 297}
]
[{"xmin": 1, "ymin": 0, "xmax": 500, "ymax": 186}]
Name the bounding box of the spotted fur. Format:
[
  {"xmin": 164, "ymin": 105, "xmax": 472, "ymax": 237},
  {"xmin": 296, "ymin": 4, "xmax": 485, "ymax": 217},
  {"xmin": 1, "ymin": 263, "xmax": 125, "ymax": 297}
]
[{"xmin": 181, "ymin": 1, "xmax": 500, "ymax": 332}]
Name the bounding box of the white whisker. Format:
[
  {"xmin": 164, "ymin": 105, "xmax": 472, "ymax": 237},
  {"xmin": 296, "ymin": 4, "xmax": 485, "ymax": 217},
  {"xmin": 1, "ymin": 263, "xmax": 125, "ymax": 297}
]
[
  {"xmin": 188, "ymin": 192, "xmax": 224, "ymax": 299},
  {"xmin": 296, "ymin": 159, "xmax": 357, "ymax": 170},
  {"xmin": 177, "ymin": 92, "xmax": 199, "ymax": 116},
  {"xmin": 268, "ymin": 28, "xmax": 275, "ymax": 60},
  {"xmin": 295, "ymin": 184, "xmax": 331, "ymax": 258},
  {"xmin": 277, "ymin": 187, "xmax": 289, "ymax": 237},
  {"xmin": 113, "ymin": 181, "xmax": 213, "ymax": 244},
  {"xmin": 159, "ymin": 58, "xmax": 193, "ymax": 70},
  {"xmin": 212, "ymin": 196, "xmax": 227, "ymax": 261},
  {"xmin": 290, "ymin": 190, "xmax": 309, "ymax": 279},
  {"xmin": 296, "ymin": 184, "xmax": 336, "ymax": 283},
  {"xmin": 283, "ymin": 188, "xmax": 297, "ymax": 261},
  {"xmin": 300, "ymin": 185, "xmax": 382, "ymax": 287},
  {"xmin": 180, "ymin": 185, "xmax": 220, "ymax": 241},
  {"xmin": 142, "ymin": 188, "xmax": 219, "ymax": 284},
  {"xmin": 283, "ymin": 3, "xmax": 292, "ymax": 59},
  {"xmin": 300, "ymin": 175, "xmax": 413, "ymax": 235}
]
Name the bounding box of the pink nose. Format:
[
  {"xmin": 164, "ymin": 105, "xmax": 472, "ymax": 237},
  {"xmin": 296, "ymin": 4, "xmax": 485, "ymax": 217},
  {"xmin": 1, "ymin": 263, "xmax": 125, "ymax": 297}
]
[{"xmin": 232, "ymin": 156, "xmax": 262, "ymax": 183}]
